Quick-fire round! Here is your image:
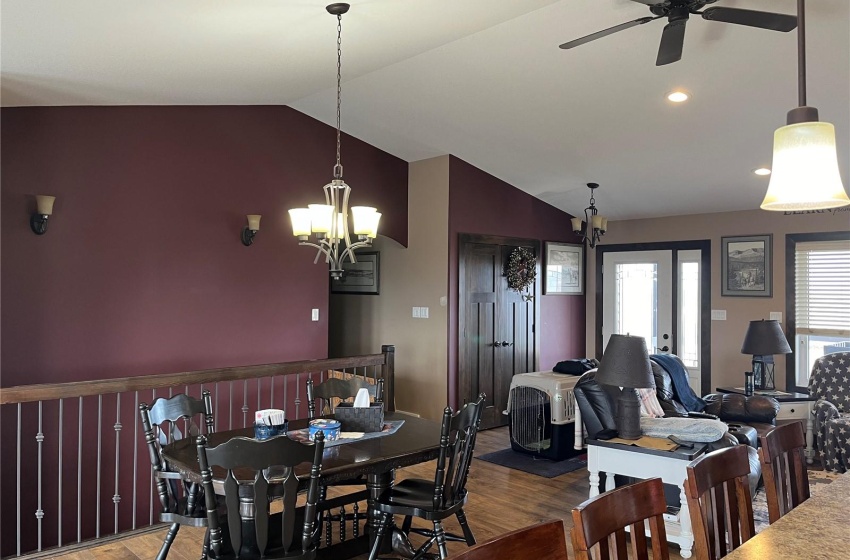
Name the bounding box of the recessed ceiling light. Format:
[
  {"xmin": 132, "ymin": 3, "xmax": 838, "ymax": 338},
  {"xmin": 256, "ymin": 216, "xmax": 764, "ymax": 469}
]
[
  {"xmin": 666, "ymin": 90, "xmax": 690, "ymax": 103},
  {"xmin": 754, "ymin": 168, "xmax": 772, "ymax": 176}
]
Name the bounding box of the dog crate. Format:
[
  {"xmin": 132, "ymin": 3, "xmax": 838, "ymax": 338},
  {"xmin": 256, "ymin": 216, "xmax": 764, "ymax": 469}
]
[{"xmin": 505, "ymin": 371, "xmax": 582, "ymax": 461}]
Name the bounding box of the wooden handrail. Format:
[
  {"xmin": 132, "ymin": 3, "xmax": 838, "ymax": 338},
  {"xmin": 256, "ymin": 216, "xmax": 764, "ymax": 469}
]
[{"xmin": 0, "ymin": 351, "xmax": 392, "ymax": 405}]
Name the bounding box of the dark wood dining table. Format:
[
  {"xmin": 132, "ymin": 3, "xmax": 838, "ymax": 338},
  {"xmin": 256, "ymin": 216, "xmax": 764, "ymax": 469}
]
[{"xmin": 161, "ymin": 411, "xmax": 442, "ymax": 559}]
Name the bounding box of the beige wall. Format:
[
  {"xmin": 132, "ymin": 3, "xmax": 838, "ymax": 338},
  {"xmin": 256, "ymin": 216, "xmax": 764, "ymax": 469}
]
[
  {"xmin": 585, "ymin": 207, "xmax": 850, "ymax": 391},
  {"xmin": 330, "ymin": 156, "xmax": 450, "ymax": 420}
]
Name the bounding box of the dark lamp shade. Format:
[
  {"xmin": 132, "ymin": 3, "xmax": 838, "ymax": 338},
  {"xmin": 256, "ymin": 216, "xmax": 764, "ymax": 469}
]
[
  {"xmin": 741, "ymin": 320, "xmax": 792, "ymax": 356},
  {"xmin": 596, "ymin": 334, "xmax": 654, "ymax": 389}
]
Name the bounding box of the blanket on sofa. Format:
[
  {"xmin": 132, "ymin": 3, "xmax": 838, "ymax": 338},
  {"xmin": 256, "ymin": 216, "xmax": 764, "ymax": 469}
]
[
  {"xmin": 640, "ymin": 417, "xmax": 727, "ymax": 443},
  {"xmin": 650, "ymin": 354, "xmax": 706, "ymax": 412}
]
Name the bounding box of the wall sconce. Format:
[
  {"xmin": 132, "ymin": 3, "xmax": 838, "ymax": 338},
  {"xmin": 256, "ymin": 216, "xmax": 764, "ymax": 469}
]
[
  {"xmin": 31, "ymin": 195, "xmax": 56, "ymax": 235},
  {"xmin": 241, "ymin": 214, "xmax": 261, "ymax": 246}
]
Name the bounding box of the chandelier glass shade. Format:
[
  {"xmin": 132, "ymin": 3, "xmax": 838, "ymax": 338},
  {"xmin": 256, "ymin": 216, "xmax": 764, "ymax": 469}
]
[
  {"xmin": 287, "ymin": 3, "xmax": 380, "ymax": 279},
  {"xmin": 571, "ymin": 183, "xmax": 607, "ymax": 248},
  {"xmin": 761, "ymin": 0, "xmax": 849, "ymax": 211}
]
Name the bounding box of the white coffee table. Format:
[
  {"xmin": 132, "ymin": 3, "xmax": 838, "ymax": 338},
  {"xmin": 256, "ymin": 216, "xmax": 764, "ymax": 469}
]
[{"xmin": 586, "ymin": 439, "xmax": 707, "ymax": 559}]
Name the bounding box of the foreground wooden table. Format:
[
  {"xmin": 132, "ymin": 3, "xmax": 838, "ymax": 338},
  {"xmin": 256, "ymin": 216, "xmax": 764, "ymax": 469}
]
[
  {"xmin": 724, "ymin": 471, "xmax": 850, "ymax": 559},
  {"xmin": 161, "ymin": 412, "xmax": 443, "ymax": 559}
]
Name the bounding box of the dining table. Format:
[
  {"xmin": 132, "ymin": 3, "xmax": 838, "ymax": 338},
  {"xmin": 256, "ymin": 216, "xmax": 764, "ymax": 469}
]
[
  {"xmin": 161, "ymin": 411, "xmax": 443, "ymax": 559},
  {"xmin": 723, "ymin": 471, "xmax": 850, "ymax": 559}
]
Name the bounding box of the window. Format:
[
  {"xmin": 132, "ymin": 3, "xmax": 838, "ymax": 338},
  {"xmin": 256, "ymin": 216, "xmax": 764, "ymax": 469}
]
[{"xmin": 792, "ymin": 238, "xmax": 850, "ymax": 389}]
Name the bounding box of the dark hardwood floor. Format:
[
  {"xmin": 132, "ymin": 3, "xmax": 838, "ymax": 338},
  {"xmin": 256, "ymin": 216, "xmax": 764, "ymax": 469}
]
[{"xmin": 46, "ymin": 426, "xmax": 685, "ymax": 559}]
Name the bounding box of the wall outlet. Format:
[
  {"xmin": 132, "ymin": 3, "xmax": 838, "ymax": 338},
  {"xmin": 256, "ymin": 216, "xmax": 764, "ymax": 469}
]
[
  {"xmin": 439, "ymin": 296, "xmax": 447, "ymax": 307},
  {"xmin": 770, "ymin": 312, "xmax": 782, "ymax": 322},
  {"xmin": 311, "ymin": 308, "xmax": 319, "ymax": 321},
  {"xmin": 711, "ymin": 310, "xmax": 727, "ymax": 321}
]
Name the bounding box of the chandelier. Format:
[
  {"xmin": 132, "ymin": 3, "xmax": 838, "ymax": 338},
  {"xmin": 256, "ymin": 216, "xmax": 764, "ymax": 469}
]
[
  {"xmin": 288, "ymin": 3, "xmax": 381, "ymax": 279},
  {"xmin": 761, "ymin": 0, "xmax": 849, "ymax": 210},
  {"xmin": 571, "ymin": 183, "xmax": 608, "ymax": 248}
]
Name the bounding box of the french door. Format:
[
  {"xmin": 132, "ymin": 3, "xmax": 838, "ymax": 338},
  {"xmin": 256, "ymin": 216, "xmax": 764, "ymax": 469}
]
[{"xmin": 600, "ymin": 245, "xmax": 707, "ymax": 395}]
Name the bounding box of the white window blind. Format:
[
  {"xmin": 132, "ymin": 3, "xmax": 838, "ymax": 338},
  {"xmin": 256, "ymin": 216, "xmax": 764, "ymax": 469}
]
[{"xmin": 795, "ymin": 240, "xmax": 850, "ymax": 337}]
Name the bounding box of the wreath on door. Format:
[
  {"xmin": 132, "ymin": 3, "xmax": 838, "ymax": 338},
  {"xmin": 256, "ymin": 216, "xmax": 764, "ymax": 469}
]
[{"xmin": 505, "ymin": 247, "xmax": 537, "ymax": 299}]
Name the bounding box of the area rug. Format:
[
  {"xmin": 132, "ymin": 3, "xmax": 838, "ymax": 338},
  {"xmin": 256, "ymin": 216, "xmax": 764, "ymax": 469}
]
[
  {"xmin": 751, "ymin": 467, "xmax": 842, "ymax": 533},
  {"xmin": 477, "ymin": 448, "xmax": 587, "ymax": 478}
]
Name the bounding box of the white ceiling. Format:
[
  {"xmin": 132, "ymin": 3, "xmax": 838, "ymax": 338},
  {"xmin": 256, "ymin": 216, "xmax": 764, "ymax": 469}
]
[{"xmin": 3, "ymin": 0, "xmax": 848, "ymax": 220}]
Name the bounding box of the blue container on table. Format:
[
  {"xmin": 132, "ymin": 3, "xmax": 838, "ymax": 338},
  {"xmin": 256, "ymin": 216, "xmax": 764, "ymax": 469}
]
[
  {"xmin": 308, "ymin": 419, "xmax": 341, "ymax": 442},
  {"xmin": 254, "ymin": 421, "xmax": 288, "ymax": 440}
]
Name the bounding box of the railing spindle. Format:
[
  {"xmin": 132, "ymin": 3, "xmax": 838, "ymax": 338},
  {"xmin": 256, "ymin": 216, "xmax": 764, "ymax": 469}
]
[
  {"xmin": 132, "ymin": 391, "xmax": 138, "ymax": 530},
  {"xmin": 242, "ymin": 380, "xmax": 248, "ymax": 427},
  {"xmin": 58, "ymin": 398, "xmax": 63, "ymax": 547},
  {"xmin": 36, "ymin": 400, "xmax": 44, "ymax": 550},
  {"xmin": 17, "ymin": 403, "xmax": 22, "ymax": 556},
  {"xmin": 77, "ymin": 397, "xmax": 83, "ymax": 544},
  {"xmin": 96, "ymin": 395, "xmax": 102, "ymax": 538},
  {"xmin": 113, "ymin": 394, "xmax": 122, "ymax": 534}
]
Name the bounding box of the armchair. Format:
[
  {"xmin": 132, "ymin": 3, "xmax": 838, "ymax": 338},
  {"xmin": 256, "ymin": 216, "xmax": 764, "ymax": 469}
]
[{"xmin": 808, "ymin": 351, "xmax": 850, "ymax": 473}]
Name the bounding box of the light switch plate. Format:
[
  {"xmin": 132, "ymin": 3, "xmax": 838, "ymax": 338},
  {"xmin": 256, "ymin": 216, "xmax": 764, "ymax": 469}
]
[
  {"xmin": 412, "ymin": 307, "xmax": 420, "ymax": 318},
  {"xmin": 770, "ymin": 312, "xmax": 782, "ymax": 322},
  {"xmin": 311, "ymin": 309, "xmax": 319, "ymax": 321},
  {"xmin": 421, "ymin": 307, "xmax": 429, "ymax": 318},
  {"xmin": 711, "ymin": 310, "xmax": 727, "ymax": 321}
]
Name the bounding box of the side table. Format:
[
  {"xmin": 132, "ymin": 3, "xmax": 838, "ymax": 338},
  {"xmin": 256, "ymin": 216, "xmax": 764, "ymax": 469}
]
[
  {"xmin": 715, "ymin": 386, "xmax": 816, "ymax": 464},
  {"xmin": 586, "ymin": 439, "xmax": 707, "ymax": 559}
]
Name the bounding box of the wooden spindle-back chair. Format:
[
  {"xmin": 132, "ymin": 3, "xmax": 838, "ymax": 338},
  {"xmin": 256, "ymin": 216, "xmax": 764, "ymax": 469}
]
[{"xmin": 758, "ymin": 422, "xmax": 810, "ymax": 523}]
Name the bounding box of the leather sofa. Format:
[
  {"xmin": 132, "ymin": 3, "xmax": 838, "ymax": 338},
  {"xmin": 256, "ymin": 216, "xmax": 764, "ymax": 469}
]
[
  {"xmin": 574, "ymin": 369, "xmax": 764, "ymax": 496},
  {"xmin": 650, "ymin": 356, "xmax": 780, "ymax": 448}
]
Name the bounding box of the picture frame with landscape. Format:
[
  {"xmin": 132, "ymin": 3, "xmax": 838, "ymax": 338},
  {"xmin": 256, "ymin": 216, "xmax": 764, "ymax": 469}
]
[
  {"xmin": 721, "ymin": 235, "xmax": 772, "ymax": 297},
  {"xmin": 544, "ymin": 242, "xmax": 583, "ymax": 295},
  {"xmin": 331, "ymin": 251, "xmax": 380, "ymax": 295}
]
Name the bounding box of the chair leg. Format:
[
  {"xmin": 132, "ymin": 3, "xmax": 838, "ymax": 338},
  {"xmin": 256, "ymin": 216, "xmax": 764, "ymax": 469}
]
[
  {"xmin": 455, "ymin": 508, "xmax": 476, "ymax": 546},
  {"xmin": 367, "ymin": 513, "xmax": 391, "ymax": 560},
  {"xmin": 200, "ymin": 528, "xmax": 210, "ymax": 560},
  {"xmin": 433, "ymin": 521, "xmax": 449, "ymax": 559},
  {"xmin": 401, "ymin": 515, "xmax": 413, "ymax": 535},
  {"xmin": 156, "ymin": 522, "xmax": 180, "ymax": 560}
]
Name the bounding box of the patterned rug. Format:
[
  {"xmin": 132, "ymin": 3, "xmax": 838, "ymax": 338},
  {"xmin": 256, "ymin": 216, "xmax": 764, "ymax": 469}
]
[{"xmin": 751, "ymin": 467, "xmax": 842, "ymax": 532}]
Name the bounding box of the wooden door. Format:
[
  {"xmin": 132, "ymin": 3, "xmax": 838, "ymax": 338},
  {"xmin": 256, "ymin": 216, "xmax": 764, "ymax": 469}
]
[{"xmin": 459, "ymin": 234, "xmax": 539, "ymax": 430}]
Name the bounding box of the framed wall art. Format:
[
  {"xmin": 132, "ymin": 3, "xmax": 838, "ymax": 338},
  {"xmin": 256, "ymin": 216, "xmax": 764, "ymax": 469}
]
[
  {"xmin": 721, "ymin": 235, "xmax": 772, "ymax": 297},
  {"xmin": 331, "ymin": 251, "xmax": 380, "ymax": 295},
  {"xmin": 544, "ymin": 242, "xmax": 584, "ymax": 295}
]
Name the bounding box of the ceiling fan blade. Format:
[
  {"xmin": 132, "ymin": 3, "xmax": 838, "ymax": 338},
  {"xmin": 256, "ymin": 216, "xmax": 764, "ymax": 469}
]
[
  {"xmin": 560, "ymin": 16, "xmax": 659, "ymax": 50},
  {"xmin": 656, "ymin": 19, "xmax": 686, "ymax": 66},
  {"xmin": 702, "ymin": 7, "xmax": 797, "ymax": 32},
  {"xmin": 628, "ymin": 0, "xmax": 666, "ymax": 5}
]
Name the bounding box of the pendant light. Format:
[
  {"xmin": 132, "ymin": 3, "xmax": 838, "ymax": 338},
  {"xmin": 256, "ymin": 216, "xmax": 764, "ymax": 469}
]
[
  {"xmin": 288, "ymin": 3, "xmax": 381, "ymax": 279},
  {"xmin": 761, "ymin": 0, "xmax": 849, "ymax": 211},
  {"xmin": 571, "ymin": 183, "xmax": 608, "ymax": 248}
]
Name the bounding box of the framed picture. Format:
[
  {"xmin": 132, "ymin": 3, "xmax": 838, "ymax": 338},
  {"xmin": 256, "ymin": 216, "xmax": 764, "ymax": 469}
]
[
  {"xmin": 331, "ymin": 251, "xmax": 380, "ymax": 295},
  {"xmin": 544, "ymin": 242, "xmax": 584, "ymax": 295},
  {"xmin": 721, "ymin": 235, "xmax": 772, "ymax": 297}
]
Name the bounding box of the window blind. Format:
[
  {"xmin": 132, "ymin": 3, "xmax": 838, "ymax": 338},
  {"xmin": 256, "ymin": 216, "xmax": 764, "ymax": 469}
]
[{"xmin": 795, "ymin": 240, "xmax": 850, "ymax": 337}]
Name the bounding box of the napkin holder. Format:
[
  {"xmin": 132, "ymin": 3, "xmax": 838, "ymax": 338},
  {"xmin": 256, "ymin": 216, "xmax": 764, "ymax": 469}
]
[{"xmin": 334, "ymin": 402, "xmax": 384, "ymax": 433}]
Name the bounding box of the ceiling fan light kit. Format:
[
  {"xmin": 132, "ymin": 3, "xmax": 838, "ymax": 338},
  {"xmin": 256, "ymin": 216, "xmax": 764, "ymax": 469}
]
[
  {"xmin": 559, "ymin": 1, "xmax": 797, "ymax": 66},
  {"xmin": 760, "ymin": 0, "xmax": 849, "ymax": 211}
]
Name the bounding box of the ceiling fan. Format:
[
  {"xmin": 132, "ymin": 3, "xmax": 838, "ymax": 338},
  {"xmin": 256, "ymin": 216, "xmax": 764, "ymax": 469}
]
[{"xmin": 559, "ymin": 0, "xmax": 797, "ymax": 66}]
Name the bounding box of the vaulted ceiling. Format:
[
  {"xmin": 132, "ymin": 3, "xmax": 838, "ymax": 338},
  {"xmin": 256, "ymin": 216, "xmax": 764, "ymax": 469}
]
[{"xmin": 3, "ymin": 0, "xmax": 848, "ymax": 219}]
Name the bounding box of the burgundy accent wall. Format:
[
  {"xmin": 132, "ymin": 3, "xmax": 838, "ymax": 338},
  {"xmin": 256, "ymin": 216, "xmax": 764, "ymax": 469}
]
[
  {"xmin": 1, "ymin": 106, "xmax": 407, "ymax": 387},
  {"xmin": 448, "ymin": 156, "xmax": 585, "ymax": 408},
  {"xmin": 1, "ymin": 106, "xmax": 406, "ymax": 555}
]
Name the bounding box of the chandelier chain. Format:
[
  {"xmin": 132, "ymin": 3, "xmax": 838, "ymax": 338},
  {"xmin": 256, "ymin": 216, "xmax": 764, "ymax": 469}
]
[{"xmin": 334, "ymin": 13, "xmax": 343, "ymax": 178}]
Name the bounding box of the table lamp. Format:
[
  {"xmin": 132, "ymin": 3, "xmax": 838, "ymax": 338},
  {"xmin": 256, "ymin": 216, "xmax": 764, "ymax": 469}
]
[
  {"xmin": 595, "ymin": 334, "xmax": 654, "ymax": 440},
  {"xmin": 741, "ymin": 319, "xmax": 792, "ymax": 391}
]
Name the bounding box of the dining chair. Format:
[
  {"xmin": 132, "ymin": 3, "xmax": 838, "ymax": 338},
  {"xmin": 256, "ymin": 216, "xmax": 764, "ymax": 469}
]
[
  {"xmin": 571, "ymin": 477, "xmax": 669, "ymax": 560},
  {"xmin": 306, "ymin": 375, "xmax": 384, "ymax": 546},
  {"xmin": 450, "ymin": 519, "xmax": 569, "ymax": 560},
  {"xmin": 306, "ymin": 375, "xmax": 383, "ymax": 419},
  {"xmin": 367, "ymin": 393, "xmax": 486, "ymax": 560},
  {"xmin": 139, "ymin": 390, "xmax": 214, "ymax": 560},
  {"xmin": 758, "ymin": 421, "xmax": 810, "ymax": 523},
  {"xmin": 196, "ymin": 431, "xmax": 325, "ymax": 560},
  {"xmin": 685, "ymin": 445, "xmax": 755, "ymax": 560}
]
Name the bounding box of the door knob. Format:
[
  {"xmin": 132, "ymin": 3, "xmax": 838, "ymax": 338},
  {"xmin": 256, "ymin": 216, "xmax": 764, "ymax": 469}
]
[
  {"xmin": 657, "ymin": 345, "xmax": 669, "ymax": 352},
  {"xmin": 500, "ymin": 341, "xmax": 513, "ymax": 347}
]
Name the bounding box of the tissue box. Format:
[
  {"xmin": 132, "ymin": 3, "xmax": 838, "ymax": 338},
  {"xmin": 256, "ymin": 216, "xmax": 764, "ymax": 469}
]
[{"xmin": 334, "ymin": 403, "xmax": 384, "ymax": 433}]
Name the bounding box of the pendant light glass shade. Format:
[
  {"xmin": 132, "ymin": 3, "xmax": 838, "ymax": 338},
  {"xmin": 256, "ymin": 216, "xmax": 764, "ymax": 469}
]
[{"xmin": 761, "ymin": 121, "xmax": 850, "ymax": 210}]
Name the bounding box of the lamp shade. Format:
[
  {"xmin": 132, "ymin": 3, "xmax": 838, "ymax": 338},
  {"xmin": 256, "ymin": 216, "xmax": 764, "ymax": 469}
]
[
  {"xmin": 761, "ymin": 122, "xmax": 850, "ymax": 211},
  {"xmin": 741, "ymin": 320, "xmax": 792, "ymax": 356},
  {"xmin": 595, "ymin": 334, "xmax": 654, "ymax": 389}
]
